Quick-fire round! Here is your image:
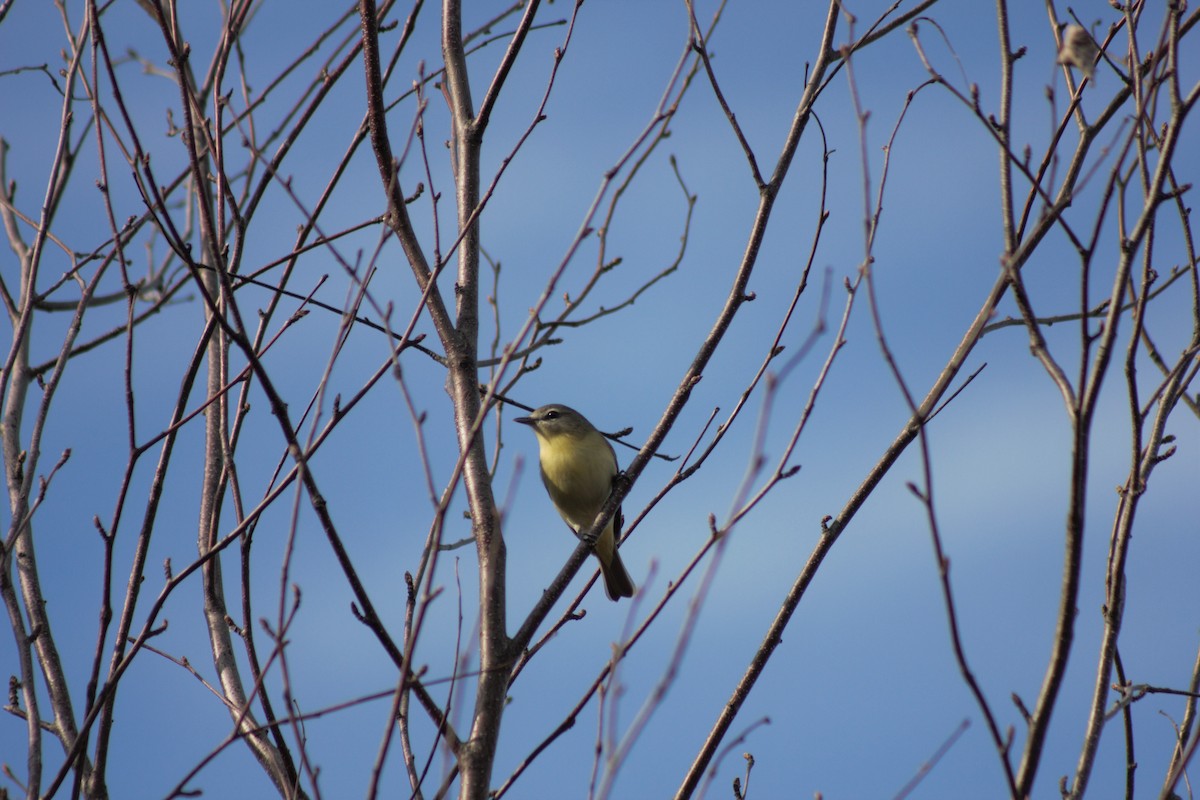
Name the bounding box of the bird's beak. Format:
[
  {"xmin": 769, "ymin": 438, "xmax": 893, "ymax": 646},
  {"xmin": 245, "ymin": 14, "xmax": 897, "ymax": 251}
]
[{"xmin": 514, "ymin": 416, "xmax": 534, "ymax": 426}]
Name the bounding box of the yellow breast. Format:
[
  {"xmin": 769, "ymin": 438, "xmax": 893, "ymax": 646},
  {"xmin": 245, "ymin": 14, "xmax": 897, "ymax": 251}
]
[{"xmin": 537, "ymin": 432, "xmax": 616, "ymax": 532}]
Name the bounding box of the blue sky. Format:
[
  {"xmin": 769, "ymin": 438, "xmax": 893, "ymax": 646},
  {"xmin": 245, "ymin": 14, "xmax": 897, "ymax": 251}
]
[{"xmin": 1, "ymin": 1, "xmax": 1198, "ymax": 798}]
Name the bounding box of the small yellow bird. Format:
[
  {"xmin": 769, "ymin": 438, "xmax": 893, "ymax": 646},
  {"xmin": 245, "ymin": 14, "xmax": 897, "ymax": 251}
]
[{"xmin": 515, "ymin": 404, "xmax": 636, "ymax": 601}]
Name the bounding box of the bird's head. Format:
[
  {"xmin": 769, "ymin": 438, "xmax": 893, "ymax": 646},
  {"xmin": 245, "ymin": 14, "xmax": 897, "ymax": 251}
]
[{"xmin": 514, "ymin": 404, "xmax": 596, "ymax": 442}]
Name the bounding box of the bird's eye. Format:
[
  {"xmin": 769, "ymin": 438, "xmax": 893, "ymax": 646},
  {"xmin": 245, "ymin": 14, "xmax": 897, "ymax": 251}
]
[{"xmin": 544, "ymin": 409, "xmax": 559, "ymax": 420}]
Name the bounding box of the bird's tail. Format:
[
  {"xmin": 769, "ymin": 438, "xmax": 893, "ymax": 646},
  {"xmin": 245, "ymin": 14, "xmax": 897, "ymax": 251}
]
[{"xmin": 600, "ymin": 551, "xmax": 635, "ymax": 601}]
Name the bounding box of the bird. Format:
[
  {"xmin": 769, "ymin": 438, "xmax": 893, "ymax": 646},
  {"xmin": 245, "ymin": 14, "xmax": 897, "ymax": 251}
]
[
  {"xmin": 514, "ymin": 404, "xmax": 636, "ymax": 601},
  {"xmin": 1057, "ymin": 24, "xmax": 1099, "ymax": 81}
]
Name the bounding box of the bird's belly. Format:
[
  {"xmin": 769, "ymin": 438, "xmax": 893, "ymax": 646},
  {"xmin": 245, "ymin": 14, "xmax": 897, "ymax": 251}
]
[{"xmin": 540, "ymin": 447, "xmax": 613, "ymax": 531}]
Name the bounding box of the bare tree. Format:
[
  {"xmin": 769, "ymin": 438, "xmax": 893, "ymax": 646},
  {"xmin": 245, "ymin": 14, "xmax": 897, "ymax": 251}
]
[{"xmin": 1, "ymin": 0, "xmax": 1197, "ymax": 798}]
